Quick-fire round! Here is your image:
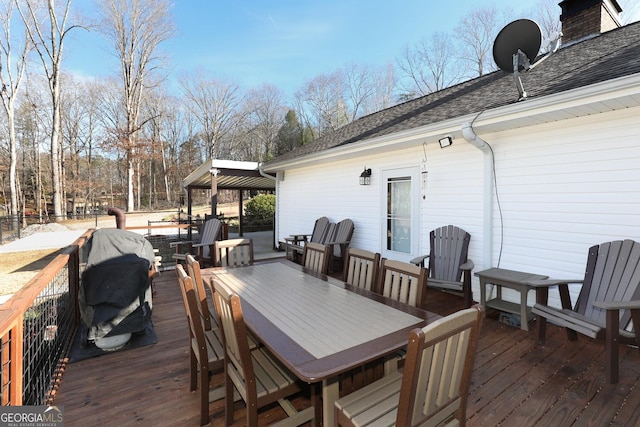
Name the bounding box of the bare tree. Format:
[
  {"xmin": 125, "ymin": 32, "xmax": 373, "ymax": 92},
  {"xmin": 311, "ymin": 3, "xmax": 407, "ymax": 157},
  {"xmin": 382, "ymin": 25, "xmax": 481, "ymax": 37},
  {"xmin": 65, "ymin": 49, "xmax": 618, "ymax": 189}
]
[
  {"xmin": 364, "ymin": 62, "xmax": 397, "ymax": 113},
  {"xmin": 179, "ymin": 70, "xmax": 244, "ymax": 160},
  {"xmin": 296, "ymin": 70, "xmax": 348, "ymax": 137},
  {"xmin": 454, "ymin": 6, "xmax": 513, "ymax": 77},
  {"xmin": 0, "ymin": 0, "xmax": 31, "ymax": 220},
  {"xmin": 343, "ymin": 63, "xmax": 375, "ymax": 121},
  {"xmin": 17, "ymin": 0, "xmax": 81, "ymax": 219},
  {"xmin": 243, "ymin": 83, "xmax": 286, "ymax": 162},
  {"xmin": 397, "ymin": 31, "xmax": 464, "ymax": 97},
  {"xmin": 96, "ymin": 0, "xmax": 174, "ymax": 211},
  {"xmin": 532, "ymin": 0, "xmax": 562, "ymax": 45}
]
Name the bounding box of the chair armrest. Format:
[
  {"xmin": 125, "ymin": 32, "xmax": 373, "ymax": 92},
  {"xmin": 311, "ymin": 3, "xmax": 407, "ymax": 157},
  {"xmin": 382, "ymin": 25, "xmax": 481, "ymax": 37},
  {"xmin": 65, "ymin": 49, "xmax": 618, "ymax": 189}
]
[
  {"xmin": 526, "ymin": 279, "xmax": 584, "ymax": 288},
  {"xmin": 460, "ymin": 260, "xmax": 474, "ymax": 271},
  {"xmin": 169, "ymin": 240, "xmax": 195, "ymax": 248},
  {"xmin": 593, "ymin": 300, "xmax": 640, "ymax": 310},
  {"xmin": 325, "ymin": 240, "xmax": 350, "ymax": 246},
  {"xmin": 409, "ymin": 254, "xmax": 429, "ymax": 267},
  {"xmin": 192, "ymin": 242, "xmax": 209, "ymax": 248},
  {"xmin": 284, "ymin": 234, "xmax": 310, "ymax": 243}
]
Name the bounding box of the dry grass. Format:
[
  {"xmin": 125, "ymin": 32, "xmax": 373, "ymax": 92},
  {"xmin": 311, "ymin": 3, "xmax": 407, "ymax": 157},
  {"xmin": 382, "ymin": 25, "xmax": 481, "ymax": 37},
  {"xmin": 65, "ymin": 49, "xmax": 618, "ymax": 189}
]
[{"xmin": 0, "ymin": 248, "xmax": 62, "ymax": 295}]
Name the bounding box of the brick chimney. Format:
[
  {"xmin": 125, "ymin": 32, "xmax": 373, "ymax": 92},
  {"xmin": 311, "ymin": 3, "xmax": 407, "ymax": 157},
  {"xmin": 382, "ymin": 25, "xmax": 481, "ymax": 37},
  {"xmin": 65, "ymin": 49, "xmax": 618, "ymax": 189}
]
[{"xmin": 559, "ymin": 0, "xmax": 622, "ymax": 45}]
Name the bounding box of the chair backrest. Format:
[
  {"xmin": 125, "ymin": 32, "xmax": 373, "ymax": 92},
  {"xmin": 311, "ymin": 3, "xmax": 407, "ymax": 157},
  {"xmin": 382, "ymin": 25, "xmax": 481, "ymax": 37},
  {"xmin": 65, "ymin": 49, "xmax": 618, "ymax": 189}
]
[
  {"xmin": 302, "ymin": 242, "xmax": 331, "ymax": 275},
  {"xmin": 185, "ymin": 254, "xmax": 214, "ymax": 331},
  {"xmin": 198, "ymin": 218, "xmax": 223, "ymax": 258},
  {"xmin": 213, "ymin": 238, "xmax": 254, "ymax": 267},
  {"xmin": 310, "ymin": 216, "xmax": 331, "ymax": 243},
  {"xmin": 329, "ymin": 218, "xmax": 355, "ymax": 256},
  {"xmin": 176, "ymin": 265, "xmax": 209, "ymax": 363},
  {"xmin": 343, "ymin": 248, "xmax": 381, "ymax": 292},
  {"xmin": 429, "ymin": 225, "xmax": 470, "ymax": 282},
  {"xmin": 396, "ymin": 305, "xmax": 483, "ymax": 426},
  {"xmin": 576, "ymin": 239, "xmax": 640, "ymax": 327},
  {"xmin": 379, "ymin": 259, "xmax": 428, "ymax": 308},
  {"xmin": 211, "ymin": 280, "xmax": 257, "ymax": 402}
]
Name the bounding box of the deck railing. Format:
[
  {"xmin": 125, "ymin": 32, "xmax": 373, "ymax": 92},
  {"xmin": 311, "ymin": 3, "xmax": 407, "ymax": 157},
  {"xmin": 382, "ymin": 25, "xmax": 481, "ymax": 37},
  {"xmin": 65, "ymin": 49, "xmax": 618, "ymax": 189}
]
[
  {"xmin": 0, "ymin": 223, "xmax": 192, "ymax": 406},
  {"xmin": 0, "ymin": 230, "xmax": 92, "ymax": 405}
]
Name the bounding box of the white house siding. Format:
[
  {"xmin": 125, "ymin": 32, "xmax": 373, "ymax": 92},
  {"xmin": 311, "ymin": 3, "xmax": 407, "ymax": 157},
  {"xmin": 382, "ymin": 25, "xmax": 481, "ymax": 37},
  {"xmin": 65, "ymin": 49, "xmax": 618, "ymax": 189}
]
[
  {"xmin": 462, "ymin": 106, "xmax": 640, "ymax": 308},
  {"xmin": 276, "ymin": 146, "xmax": 423, "ymax": 254},
  {"xmin": 276, "ymin": 105, "xmax": 640, "ymax": 311}
]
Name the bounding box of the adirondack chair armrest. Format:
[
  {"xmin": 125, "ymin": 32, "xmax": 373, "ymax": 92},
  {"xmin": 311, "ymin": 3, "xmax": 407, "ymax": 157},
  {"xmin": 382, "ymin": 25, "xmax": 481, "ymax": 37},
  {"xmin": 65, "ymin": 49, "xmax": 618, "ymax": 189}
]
[
  {"xmin": 409, "ymin": 254, "xmax": 429, "ymax": 267},
  {"xmin": 169, "ymin": 239, "xmax": 196, "ymax": 248},
  {"xmin": 460, "ymin": 260, "xmax": 474, "ymax": 271},
  {"xmin": 191, "ymin": 242, "xmax": 210, "ymax": 248},
  {"xmin": 593, "ymin": 300, "xmax": 640, "ymax": 310},
  {"xmin": 325, "ymin": 239, "xmax": 350, "ymax": 246}
]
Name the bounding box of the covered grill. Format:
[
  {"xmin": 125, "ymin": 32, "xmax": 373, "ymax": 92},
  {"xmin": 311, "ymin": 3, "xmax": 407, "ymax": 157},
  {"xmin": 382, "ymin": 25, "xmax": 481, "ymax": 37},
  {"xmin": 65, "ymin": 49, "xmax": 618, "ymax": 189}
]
[{"xmin": 78, "ymin": 209, "xmax": 155, "ymax": 350}]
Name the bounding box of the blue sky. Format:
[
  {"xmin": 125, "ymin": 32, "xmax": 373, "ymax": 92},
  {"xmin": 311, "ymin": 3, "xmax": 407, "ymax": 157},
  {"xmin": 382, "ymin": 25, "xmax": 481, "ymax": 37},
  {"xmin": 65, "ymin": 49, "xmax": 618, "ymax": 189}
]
[{"xmin": 65, "ymin": 0, "xmax": 640, "ymax": 99}]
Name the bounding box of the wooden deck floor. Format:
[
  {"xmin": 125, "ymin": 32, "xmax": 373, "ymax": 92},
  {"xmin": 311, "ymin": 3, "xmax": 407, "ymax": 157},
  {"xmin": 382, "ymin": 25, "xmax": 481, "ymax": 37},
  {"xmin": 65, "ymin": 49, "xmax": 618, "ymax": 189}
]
[{"xmin": 52, "ymin": 268, "xmax": 640, "ymax": 426}]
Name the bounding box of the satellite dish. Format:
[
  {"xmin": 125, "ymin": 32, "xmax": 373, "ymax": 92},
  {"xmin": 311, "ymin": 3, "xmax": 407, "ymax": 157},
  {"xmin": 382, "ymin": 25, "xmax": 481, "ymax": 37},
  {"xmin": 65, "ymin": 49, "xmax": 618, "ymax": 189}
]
[
  {"xmin": 493, "ymin": 19, "xmax": 543, "ymax": 101},
  {"xmin": 493, "ymin": 19, "xmax": 542, "ymax": 72}
]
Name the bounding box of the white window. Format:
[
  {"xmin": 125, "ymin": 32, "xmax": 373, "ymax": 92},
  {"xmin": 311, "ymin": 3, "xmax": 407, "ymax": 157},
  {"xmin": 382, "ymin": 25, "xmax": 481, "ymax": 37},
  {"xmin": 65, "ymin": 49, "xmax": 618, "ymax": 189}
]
[{"xmin": 381, "ymin": 167, "xmax": 420, "ymax": 261}]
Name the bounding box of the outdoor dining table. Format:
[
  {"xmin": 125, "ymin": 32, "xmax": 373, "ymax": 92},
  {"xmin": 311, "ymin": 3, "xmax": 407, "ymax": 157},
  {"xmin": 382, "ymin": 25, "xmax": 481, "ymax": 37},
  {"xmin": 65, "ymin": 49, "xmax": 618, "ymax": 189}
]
[{"xmin": 201, "ymin": 258, "xmax": 439, "ymax": 427}]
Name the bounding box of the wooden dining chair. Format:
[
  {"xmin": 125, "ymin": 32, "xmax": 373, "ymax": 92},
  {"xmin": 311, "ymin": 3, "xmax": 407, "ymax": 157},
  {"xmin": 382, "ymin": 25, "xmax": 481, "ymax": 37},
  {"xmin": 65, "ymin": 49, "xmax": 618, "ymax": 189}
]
[
  {"xmin": 378, "ymin": 258, "xmax": 429, "ymax": 373},
  {"xmin": 186, "ymin": 254, "xmax": 216, "ymax": 332},
  {"xmin": 343, "ymin": 248, "xmax": 381, "ymax": 292},
  {"xmin": 182, "ymin": 256, "xmax": 258, "ymax": 424},
  {"xmin": 176, "ymin": 264, "xmax": 225, "ymax": 426},
  {"xmin": 301, "ymin": 242, "xmax": 331, "ymax": 275},
  {"xmin": 334, "ymin": 305, "xmax": 483, "ymax": 427},
  {"xmin": 211, "ymin": 279, "xmax": 320, "ymax": 426},
  {"xmin": 378, "ymin": 259, "xmax": 429, "ymax": 308},
  {"xmin": 213, "ymin": 238, "xmax": 254, "ymax": 267}
]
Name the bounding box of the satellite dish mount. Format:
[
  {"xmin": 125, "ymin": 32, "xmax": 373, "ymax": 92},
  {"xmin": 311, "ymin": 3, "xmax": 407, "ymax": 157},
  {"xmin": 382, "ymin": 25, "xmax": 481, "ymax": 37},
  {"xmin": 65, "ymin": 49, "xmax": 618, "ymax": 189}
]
[{"xmin": 513, "ymin": 49, "xmax": 531, "ymax": 100}]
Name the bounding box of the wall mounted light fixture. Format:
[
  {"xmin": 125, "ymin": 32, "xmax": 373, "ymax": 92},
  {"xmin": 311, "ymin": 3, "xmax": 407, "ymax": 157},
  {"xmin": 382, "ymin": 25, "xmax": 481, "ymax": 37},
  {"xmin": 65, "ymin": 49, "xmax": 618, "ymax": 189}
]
[
  {"xmin": 359, "ymin": 167, "xmax": 372, "ymax": 185},
  {"xmin": 439, "ymin": 136, "xmax": 453, "ymax": 148}
]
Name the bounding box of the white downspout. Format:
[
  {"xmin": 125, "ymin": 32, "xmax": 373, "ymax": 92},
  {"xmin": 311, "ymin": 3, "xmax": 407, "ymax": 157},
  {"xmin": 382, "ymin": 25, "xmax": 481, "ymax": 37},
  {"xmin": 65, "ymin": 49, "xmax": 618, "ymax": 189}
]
[
  {"xmin": 258, "ymin": 163, "xmax": 278, "ymax": 250},
  {"xmin": 462, "ymin": 122, "xmax": 494, "ymax": 269}
]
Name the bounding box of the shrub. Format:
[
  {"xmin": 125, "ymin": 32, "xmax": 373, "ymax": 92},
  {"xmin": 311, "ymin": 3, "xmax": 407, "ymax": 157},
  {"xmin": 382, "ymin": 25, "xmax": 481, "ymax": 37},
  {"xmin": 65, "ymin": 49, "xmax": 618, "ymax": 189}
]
[{"xmin": 244, "ymin": 194, "xmax": 275, "ymax": 222}]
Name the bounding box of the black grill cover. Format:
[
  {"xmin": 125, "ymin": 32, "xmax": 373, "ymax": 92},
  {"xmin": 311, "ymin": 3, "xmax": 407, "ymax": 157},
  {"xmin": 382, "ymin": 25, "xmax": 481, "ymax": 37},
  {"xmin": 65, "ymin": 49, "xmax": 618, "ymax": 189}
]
[{"xmin": 80, "ymin": 229, "xmax": 155, "ymax": 339}]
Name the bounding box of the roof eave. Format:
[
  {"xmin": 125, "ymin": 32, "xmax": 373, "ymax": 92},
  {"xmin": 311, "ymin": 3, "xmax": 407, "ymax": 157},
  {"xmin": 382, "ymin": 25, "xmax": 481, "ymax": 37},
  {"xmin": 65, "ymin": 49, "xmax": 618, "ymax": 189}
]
[{"xmin": 264, "ymin": 73, "xmax": 640, "ymax": 172}]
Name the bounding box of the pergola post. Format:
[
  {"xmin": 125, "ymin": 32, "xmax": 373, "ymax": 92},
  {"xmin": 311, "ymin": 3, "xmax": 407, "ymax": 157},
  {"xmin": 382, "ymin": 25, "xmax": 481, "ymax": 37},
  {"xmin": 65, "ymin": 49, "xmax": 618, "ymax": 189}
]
[
  {"xmin": 238, "ymin": 189, "xmax": 243, "ymax": 237},
  {"xmin": 210, "ymin": 168, "xmax": 219, "ymax": 217},
  {"xmin": 187, "ymin": 188, "xmax": 193, "ymax": 240}
]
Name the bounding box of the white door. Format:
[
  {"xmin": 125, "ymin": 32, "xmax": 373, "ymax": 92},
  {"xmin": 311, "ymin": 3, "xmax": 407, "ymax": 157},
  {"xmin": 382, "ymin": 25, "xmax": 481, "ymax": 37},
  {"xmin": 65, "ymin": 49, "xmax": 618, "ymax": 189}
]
[{"xmin": 381, "ymin": 167, "xmax": 420, "ymax": 262}]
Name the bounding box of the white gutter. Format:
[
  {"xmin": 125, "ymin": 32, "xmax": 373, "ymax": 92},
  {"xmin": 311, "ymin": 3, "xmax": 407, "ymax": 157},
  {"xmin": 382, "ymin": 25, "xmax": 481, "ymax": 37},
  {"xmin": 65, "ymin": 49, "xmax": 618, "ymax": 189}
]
[
  {"xmin": 462, "ymin": 121, "xmax": 494, "ymax": 270},
  {"xmin": 258, "ymin": 163, "xmax": 276, "ymax": 180}
]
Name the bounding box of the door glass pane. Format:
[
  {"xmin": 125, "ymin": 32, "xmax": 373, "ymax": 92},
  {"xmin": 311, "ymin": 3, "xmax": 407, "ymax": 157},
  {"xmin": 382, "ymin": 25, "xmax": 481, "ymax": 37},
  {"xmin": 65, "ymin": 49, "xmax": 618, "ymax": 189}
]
[{"xmin": 386, "ymin": 177, "xmax": 411, "ymax": 253}]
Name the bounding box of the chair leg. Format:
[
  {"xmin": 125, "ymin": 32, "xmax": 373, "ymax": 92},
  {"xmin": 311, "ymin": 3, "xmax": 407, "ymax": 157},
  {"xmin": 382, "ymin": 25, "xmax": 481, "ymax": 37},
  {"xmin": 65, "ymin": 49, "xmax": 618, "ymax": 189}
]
[
  {"xmin": 605, "ymin": 309, "xmax": 620, "ymax": 384},
  {"xmin": 558, "ymin": 284, "xmax": 578, "ymax": 341},
  {"xmin": 462, "ymin": 271, "xmax": 472, "ymax": 308},
  {"xmin": 224, "ymin": 371, "xmax": 235, "ymax": 426},
  {"xmin": 199, "ymin": 364, "xmax": 209, "ymax": 425},
  {"xmin": 190, "ymin": 347, "xmax": 197, "ymax": 391},
  {"xmin": 536, "ymin": 287, "xmax": 548, "ymax": 344}
]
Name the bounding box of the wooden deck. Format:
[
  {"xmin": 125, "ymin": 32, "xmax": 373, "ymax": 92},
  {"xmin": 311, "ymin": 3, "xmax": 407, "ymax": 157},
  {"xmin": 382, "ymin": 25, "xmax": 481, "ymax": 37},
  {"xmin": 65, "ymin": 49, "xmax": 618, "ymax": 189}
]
[{"xmin": 53, "ymin": 268, "xmax": 640, "ymax": 426}]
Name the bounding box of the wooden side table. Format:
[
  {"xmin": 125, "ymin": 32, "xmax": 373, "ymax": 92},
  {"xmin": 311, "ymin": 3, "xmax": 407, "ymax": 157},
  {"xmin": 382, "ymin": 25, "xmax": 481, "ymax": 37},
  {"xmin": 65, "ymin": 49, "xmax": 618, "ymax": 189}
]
[{"xmin": 475, "ymin": 267, "xmax": 548, "ymax": 331}]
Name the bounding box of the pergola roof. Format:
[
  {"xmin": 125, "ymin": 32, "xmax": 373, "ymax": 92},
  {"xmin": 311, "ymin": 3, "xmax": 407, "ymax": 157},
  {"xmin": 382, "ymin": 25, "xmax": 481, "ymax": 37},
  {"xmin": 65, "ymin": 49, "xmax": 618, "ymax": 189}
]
[{"xmin": 182, "ymin": 159, "xmax": 275, "ymax": 191}]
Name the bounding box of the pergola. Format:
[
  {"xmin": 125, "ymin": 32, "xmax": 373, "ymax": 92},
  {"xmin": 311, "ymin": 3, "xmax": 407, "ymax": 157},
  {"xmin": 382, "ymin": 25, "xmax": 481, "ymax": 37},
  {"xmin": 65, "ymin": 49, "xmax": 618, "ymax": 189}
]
[{"xmin": 181, "ymin": 160, "xmax": 276, "ymax": 236}]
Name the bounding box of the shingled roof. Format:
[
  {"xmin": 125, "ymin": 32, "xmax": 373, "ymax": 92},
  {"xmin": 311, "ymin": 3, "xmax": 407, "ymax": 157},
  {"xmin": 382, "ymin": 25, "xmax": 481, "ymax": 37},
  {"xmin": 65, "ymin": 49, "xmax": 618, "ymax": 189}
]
[{"xmin": 266, "ymin": 20, "xmax": 640, "ymax": 166}]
